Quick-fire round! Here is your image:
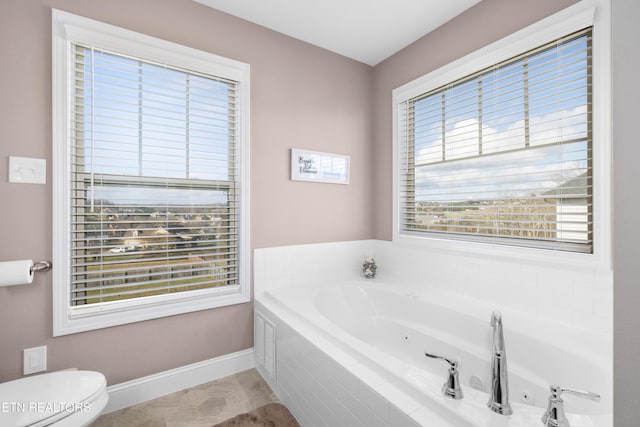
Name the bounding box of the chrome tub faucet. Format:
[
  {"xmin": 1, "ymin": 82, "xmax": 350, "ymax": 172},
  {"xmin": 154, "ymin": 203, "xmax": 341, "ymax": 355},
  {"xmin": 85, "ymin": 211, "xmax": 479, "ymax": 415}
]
[
  {"xmin": 487, "ymin": 310, "xmax": 513, "ymax": 415},
  {"xmin": 541, "ymin": 384, "xmax": 600, "ymax": 427},
  {"xmin": 424, "ymin": 351, "xmax": 464, "ymax": 400}
]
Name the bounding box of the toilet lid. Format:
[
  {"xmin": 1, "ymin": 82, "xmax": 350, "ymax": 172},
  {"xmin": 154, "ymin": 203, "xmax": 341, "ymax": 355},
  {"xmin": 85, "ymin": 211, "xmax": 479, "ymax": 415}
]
[{"xmin": 0, "ymin": 370, "xmax": 107, "ymax": 427}]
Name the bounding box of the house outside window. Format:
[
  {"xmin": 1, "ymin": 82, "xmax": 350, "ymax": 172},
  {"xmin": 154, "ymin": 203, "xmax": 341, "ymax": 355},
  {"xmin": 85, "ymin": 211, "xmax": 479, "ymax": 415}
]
[{"xmin": 52, "ymin": 10, "xmax": 250, "ymax": 335}]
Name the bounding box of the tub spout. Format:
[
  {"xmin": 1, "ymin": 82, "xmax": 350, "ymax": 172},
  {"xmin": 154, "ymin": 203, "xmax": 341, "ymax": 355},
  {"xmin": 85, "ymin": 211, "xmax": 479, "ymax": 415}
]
[{"xmin": 487, "ymin": 310, "xmax": 513, "ymax": 415}]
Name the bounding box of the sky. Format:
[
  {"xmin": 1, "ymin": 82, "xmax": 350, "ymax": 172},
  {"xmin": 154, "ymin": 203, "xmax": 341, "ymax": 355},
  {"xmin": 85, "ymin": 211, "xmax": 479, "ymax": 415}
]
[
  {"xmin": 76, "ymin": 46, "xmax": 237, "ymax": 206},
  {"xmin": 409, "ymin": 32, "xmax": 590, "ymax": 203}
]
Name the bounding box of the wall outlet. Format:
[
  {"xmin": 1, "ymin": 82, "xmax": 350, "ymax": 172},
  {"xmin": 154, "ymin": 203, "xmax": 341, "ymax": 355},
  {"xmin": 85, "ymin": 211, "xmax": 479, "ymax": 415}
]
[{"xmin": 23, "ymin": 345, "xmax": 47, "ymax": 375}]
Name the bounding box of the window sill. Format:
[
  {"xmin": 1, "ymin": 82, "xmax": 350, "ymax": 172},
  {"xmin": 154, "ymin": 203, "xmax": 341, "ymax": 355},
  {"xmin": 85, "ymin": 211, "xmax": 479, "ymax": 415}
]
[{"xmin": 54, "ymin": 285, "xmax": 250, "ymax": 336}]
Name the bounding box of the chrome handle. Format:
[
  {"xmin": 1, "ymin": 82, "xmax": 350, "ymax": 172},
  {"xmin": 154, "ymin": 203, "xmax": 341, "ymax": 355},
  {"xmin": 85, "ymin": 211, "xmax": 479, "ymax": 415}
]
[
  {"xmin": 549, "ymin": 384, "xmax": 600, "ymax": 401},
  {"xmin": 542, "ymin": 385, "xmax": 600, "ymax": 427},
  {"xmin": 424, "ymin": 352, "xmax": 463, "ymax": 400},
  {"xmin": 424, "ymin": 352, "xmax": 458, "ymax": 369}
]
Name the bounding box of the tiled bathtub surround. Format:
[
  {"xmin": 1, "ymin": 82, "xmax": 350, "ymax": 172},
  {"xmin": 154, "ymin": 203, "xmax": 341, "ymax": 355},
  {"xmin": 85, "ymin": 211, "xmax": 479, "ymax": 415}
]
[
  {"xmin": 253, "ymin": 240, "xmax": 612, "ymax": 426},
  {"xmin": 256, "ymin": 301, "xmax": 460, "ymax": 427},
  {"xmin": 254, "ymin": 240, "xmax": 612, "ymax": 335}
]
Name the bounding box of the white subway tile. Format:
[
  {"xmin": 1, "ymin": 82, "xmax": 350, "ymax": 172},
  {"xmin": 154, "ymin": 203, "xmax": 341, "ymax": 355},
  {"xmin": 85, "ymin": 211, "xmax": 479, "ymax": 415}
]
[
  {"xmin": 357, "ymin": 383, "xmax": 390, "ymax": 423},
  {"xmin": 342, "ymin": 390, "xmax": 374, "ymax": 427},
  {"xmin": 389, "ymin": 405, "xmax": 422, "ymax": 427},
  {"xmin": 570, "ymin": 294, "xmax": 596, "ymax": 316},
  {"xmin": 335, "ymin": 400, "xmax": 366, "ymax": 427},
  {"xmin": 334, "ymin": 366, "xmax": 360, "ymax": 397},
  {"xmin": 372, "ymin": 413, "xmax": 392, "ymax": 427},
  {"xmin": 594, "ymin": 298, "xmax": 614, "ymax": 319},
  {"xmin": 574, "ymin": 280, "xmax": 612, "ymax": 301},
  {"xmin": 537, "ymin": 300, "xmax": 574, "ymax": 325}
]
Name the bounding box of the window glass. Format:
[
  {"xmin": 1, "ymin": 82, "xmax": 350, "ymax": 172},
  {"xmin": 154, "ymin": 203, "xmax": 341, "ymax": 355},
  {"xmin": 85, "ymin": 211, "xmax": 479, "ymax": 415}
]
[
  {"xmin": 398, "ymin": 28, "xmax": 592, "ymax": 253},
  {"xmin": 71, "ymin": 47, "xmax": 240, "ymax": 305}
]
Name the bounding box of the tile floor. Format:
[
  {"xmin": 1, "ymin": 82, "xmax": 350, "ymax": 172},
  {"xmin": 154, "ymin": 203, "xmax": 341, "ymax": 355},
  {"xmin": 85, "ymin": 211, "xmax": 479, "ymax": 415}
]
[{"xmin": 91, "ymin": 369, "xmax": 279, "ymax": 427}]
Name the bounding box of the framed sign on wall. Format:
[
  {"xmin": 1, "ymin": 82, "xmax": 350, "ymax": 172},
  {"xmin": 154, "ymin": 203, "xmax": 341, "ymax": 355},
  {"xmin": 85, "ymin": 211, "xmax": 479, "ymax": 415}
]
[{"xmin": 291, "ymin": 148, "xmax": 350, "ymax": 185}]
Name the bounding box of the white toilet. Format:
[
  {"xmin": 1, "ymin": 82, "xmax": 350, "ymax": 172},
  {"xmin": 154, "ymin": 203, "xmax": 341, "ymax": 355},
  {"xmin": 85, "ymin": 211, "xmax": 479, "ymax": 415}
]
[{"xmin": 0, "ymin": 370, "xmax": 108, "ymax": 427}]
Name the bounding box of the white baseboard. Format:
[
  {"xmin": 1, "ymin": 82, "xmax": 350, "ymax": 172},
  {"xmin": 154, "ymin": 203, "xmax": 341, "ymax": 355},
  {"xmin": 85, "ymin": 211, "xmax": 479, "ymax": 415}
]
[{"xmin": 103, "ymin": 348, "xmax": 255, "ymax": 413}]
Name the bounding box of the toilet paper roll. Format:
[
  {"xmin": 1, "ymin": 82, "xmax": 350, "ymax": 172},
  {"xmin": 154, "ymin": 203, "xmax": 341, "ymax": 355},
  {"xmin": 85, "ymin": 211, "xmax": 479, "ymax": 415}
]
[{"xmin": 0, "ymin": 259, "xmax": 34, "ymax": 286}]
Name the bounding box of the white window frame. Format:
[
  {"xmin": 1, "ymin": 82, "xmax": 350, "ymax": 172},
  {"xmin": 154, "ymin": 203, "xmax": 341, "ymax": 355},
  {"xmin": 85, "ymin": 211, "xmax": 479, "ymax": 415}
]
[
  {"xmin": 52, "ymin": 10, "xmax": 251, "ymax": 336},
  {"xmin": 392, "ymin": 0, "xmax": 611, "ymax": 272}
]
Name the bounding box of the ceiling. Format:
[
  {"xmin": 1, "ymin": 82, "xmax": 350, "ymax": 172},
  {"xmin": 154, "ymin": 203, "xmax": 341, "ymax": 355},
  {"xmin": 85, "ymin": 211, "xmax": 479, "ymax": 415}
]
[{"xmin": 193, "ymin": 0, "xmax": 481, "ymax": 66}]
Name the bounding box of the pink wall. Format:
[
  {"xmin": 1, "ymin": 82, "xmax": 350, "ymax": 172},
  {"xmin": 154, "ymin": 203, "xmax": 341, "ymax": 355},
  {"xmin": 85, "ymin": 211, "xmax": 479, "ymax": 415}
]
[
  {"xmin": 371, "ymin": 0, "xmax": 579, "ymax": 240},
  {"xmin": 0, "ymin": 0, "xmax": 583, "ymax": 388},
  {"xmin": 0, "ymin": 0, "xmax": 372, "ymax": 384}
]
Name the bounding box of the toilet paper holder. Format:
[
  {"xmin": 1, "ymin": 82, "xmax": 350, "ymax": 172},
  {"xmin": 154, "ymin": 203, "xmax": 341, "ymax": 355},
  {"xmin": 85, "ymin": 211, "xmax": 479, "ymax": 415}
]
[{"xmin": 31, "ymin": 261, "xmax": 52, "ymax": 273}]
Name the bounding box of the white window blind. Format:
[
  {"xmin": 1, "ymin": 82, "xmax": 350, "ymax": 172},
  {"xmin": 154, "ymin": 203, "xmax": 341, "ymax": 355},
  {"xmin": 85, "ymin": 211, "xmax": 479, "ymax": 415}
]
[
  {"xmin": 398, "ymin": 28, "xmax": 593, "ymax": 253},
  {"xmin": 69, "ymin": 44, "xmax": 241, "ymax": 306}
]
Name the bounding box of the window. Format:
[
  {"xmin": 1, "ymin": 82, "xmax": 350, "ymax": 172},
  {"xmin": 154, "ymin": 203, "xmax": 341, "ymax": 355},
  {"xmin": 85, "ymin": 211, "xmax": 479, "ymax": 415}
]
[
  {"xmin": 395, "ymin": 25, "xmax": 595, "ymax": 254},
  {"xmin": 52, "ymin": 10, "xmax": 250, "ymax": 335}
]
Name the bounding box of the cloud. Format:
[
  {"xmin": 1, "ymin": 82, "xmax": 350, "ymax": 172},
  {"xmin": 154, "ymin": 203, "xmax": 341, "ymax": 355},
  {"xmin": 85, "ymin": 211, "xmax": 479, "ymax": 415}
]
[{"xmin": 411, "ymin": 105, "xmax": 589, "ymax": 202}]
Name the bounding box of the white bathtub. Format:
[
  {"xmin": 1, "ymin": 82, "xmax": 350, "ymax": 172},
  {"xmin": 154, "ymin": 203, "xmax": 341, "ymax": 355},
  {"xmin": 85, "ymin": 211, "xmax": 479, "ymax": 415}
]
[{"xmin": 256, "ymin": 280, "xmax": 612, "ymax": 427}]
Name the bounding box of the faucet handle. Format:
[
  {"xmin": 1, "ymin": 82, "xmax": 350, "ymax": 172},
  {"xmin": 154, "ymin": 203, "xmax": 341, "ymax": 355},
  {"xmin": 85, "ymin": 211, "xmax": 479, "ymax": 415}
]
[
  {"xmin": 424, "ymin": 352, "xmax": 464, "ymax": 400},
  {"xmin": 541, "ymin": 384, "xmax": 600, "ymax": 427},
  {"xmin": 550, "ymin": 385, "xmax": 600, "ymax": 401}
]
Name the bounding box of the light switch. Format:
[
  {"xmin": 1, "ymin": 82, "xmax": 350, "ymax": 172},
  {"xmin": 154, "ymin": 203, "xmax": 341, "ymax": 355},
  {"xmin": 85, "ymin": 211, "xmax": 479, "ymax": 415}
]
[{"xmin": 9, "ymin": 156, "xmax": 46, "ymax": 184}]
